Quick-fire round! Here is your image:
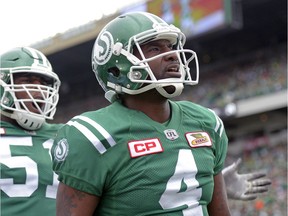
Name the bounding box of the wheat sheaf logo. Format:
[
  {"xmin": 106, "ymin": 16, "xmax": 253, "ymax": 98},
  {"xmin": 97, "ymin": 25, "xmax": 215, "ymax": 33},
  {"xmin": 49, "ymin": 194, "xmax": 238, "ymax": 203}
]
[
  {"xmin": 185, "ymin": 132, "xmax": 212, "ymax": 148},
  {"xmin": 93, "ymin": 30, "xmax": 113, "ymax": 65},
  {"xmin": 190, "ymin": 134, "xmax": 208, "ymax": 145},
  {"xmin": 54, "ymin": 138, "xmax": 69, "ymax": 161}
]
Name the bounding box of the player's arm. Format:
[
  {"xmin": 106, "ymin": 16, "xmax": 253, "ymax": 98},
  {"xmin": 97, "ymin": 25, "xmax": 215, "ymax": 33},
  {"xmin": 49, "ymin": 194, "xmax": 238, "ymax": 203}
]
[
  {"xmin": 56, "ymin": 182, "xmax": 100, "ymax": 216},
  {"xmin": 222, "ymin": 158, "xmax": 271, "ymax": 201},
  {"xmin": 208, "ymin": 172, "xmax": 231, "ymax": 216}
]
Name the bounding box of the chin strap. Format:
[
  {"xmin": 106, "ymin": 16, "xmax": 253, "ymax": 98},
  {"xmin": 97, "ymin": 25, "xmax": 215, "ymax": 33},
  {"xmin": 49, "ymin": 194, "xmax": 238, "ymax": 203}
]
[
  {"xmin": 106, "ymin": 82, "xmax": 184, "ymax": 103},
  {"xmin": 105, "ymin": 90, "xmax": 118, "ymax": 103},
  {"xmin": 1, "ymin": 110, "xmax": 45, "ymax": 130},
  {"xmin": 14, "ymin": 112, "xmax": 44, "ymax": 130},
  {"xmin": 155, "ymin": 83, "xmax": 184, "ymax": 98}
]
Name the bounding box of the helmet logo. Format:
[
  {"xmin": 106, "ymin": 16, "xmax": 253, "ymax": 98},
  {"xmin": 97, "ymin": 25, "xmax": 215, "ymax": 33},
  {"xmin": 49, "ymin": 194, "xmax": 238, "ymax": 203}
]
[{"xmin": 93, "ymin": 31, "xmax": 113, "ymax": 65}]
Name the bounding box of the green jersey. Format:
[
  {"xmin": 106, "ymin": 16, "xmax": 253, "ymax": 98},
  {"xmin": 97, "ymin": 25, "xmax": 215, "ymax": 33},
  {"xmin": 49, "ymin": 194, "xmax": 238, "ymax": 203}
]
[
  {"xmin": 52, "ymin": 100, "xmax": 228, "ymax": 216},
  {"xmin": 0, "ymin": 121, "xmax": 63, "ymax": 216}
]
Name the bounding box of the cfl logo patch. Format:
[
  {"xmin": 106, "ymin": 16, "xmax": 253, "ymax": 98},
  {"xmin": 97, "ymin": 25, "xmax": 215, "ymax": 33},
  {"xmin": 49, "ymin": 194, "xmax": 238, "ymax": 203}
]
[
  {"xmin": 164, "ymin": 129, "xmax": 179, "ymax": 140},
  {"xmin": 128, "ymin": 138, "xmax": 163, "ymax": 158}
]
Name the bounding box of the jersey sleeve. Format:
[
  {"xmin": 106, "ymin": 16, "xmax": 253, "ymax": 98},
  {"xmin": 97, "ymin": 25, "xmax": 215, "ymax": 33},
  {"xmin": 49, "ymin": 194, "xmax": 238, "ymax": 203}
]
[
  {"xmin": 51, "ymin": 116, "xmax": 107, "ymax": 196},
  {"xmin": 207, "ymin": 108, "xmax": 229, "ymax": 175}
]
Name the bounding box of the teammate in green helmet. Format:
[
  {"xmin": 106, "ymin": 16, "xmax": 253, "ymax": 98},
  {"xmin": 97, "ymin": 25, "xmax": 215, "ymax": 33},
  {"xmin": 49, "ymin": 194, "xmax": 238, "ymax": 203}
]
[{"xmin": 0, "ymin": 47, "xmax": 63, "ymax": 216}]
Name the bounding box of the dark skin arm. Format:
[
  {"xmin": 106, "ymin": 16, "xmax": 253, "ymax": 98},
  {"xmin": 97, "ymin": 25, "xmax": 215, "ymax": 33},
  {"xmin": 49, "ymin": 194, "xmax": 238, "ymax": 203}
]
[
  {"xmin": 208, "ymin": 172, "xmax": 231, "ymax": 216},
  {"xmin": 56, "ymin": 182, "xmax": 100, "ymax": 216}
]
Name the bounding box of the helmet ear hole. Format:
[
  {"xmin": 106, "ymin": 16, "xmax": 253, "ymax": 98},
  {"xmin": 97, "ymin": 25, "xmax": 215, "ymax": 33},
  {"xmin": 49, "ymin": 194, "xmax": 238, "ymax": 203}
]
[{"xmin": 108, "ymin": 67, "xmax": 120, "ymax": 77}]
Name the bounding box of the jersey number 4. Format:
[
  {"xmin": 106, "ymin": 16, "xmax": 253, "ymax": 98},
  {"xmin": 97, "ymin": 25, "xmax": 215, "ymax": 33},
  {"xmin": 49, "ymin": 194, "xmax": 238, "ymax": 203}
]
[{"xmin": 159, "ymin": 149, "xmax": 204, "ymax": 215}]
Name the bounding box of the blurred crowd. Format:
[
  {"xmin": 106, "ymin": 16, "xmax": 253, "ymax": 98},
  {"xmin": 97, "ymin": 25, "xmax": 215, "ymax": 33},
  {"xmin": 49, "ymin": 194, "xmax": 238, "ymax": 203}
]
[{"xmin": 181, "ymin": 45, "xmax": 287, "ymax": 109}]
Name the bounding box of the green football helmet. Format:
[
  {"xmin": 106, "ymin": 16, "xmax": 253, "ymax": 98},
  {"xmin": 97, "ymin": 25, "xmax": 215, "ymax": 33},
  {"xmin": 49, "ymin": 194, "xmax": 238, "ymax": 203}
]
[
  {"xmin": 0, "ymin": 47, "xmax": 61, "ymax": 130},
  {"xmin": 92, "ymin": 12, "xmax": 199, "ymax": 102}
]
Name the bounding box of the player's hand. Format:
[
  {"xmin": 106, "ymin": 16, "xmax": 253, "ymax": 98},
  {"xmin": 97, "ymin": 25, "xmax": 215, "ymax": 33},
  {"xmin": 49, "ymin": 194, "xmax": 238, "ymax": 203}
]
[{"xmin": 222, "ymin": 158, "xmax": 272, "ymax": 201}]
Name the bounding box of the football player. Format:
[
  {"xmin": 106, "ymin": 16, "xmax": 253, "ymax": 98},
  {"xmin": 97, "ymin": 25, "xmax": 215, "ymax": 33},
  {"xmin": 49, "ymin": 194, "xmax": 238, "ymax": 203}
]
[
  {"xmin": 0, "ymin": 47, "xmax": 62, "ymax": 216},
  {"xmin": 52, "ymin": 12, "xmax": 271, "ymax": 216},
  {"xmin": 0, "ymin": 46, "xmax": 270, "ymax": 216}
]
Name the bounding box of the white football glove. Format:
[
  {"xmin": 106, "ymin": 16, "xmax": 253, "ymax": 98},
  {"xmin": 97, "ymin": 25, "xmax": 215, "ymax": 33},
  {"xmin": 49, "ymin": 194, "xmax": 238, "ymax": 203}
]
[{"xmin": 222, "ymin": 158, "xmax": 271, "ymax": 201}]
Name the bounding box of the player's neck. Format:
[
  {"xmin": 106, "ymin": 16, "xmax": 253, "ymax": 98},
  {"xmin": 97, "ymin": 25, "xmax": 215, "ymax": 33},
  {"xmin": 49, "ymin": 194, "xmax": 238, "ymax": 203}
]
[{"xmin": 121, "ymin": 92, "xmax": 171, "ymax": 123}]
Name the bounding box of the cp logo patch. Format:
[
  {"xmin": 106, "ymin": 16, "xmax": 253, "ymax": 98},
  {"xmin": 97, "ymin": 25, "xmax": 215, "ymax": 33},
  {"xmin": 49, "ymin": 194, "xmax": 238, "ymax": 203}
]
[{"xmin": 128, "ymin": 138, "xmax": 163, "ymax": 158}]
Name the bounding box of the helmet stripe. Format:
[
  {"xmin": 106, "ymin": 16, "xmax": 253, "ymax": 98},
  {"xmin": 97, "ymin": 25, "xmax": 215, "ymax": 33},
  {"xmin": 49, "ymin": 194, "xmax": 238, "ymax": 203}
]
[
  {"xmin": 24, "ymin": 47, "xmax": 50, "ymax": 67},
  {"xmin": 36, "ymin": 49, "xmax": 51, "ymax": 67},
  {"xmin": 36, "ymin": 50, "xmax": 46, "ymax": 66},
  {"xmin": 24, "ymin": 46, "xmax": 42, "ymax": 65}
]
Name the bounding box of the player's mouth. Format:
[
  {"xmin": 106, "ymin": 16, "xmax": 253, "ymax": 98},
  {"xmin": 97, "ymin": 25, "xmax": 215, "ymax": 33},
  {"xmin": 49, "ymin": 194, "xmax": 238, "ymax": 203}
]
[
  {"xmin": 30, "ymin": 96, "xmax": 45, "ymax": 114},
  {"xmin": 166, "ymin": 64, "xmax": 181, "ymax": 78}
]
